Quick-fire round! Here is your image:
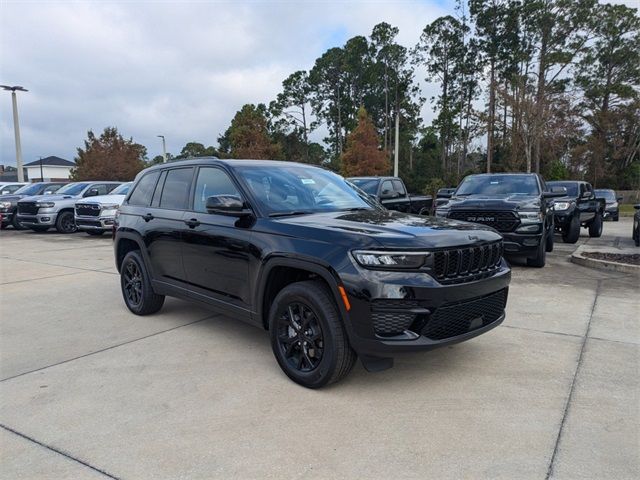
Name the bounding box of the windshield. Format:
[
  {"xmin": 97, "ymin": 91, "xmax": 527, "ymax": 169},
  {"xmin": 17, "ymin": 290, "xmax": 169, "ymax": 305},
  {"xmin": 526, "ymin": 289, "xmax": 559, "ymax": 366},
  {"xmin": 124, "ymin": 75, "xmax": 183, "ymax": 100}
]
[
  {"xmin": 110, "ymin": 183, "xmax": 132, "ymax": 195},
  {"xmin": 235, "ymin": 165, "xmax": 377, "ymax": 216},
  {"xmin": 1, "ymin": 184, "xmax": 25, "ymax": 194},
  {"xmin": 548, "ymin": 181, "xmax": 578, "ymax": 197},
  {"xmin": 595, "ymin": 189, "xmax": 616, "ymax": 201},
  {"xmin": 456, "ymin": 175, "xmax": 540, "ymax": 196},
  {"xmin": 14, "ymin": 183, "xmax": 45, "ymax": 195},
  {"xmin": 56, "ymin": 183, "xmax": 90, "ymax": 195},
  {"xmin": 349, "ymin": 178, "xmax": 380, "ymax": 196}
]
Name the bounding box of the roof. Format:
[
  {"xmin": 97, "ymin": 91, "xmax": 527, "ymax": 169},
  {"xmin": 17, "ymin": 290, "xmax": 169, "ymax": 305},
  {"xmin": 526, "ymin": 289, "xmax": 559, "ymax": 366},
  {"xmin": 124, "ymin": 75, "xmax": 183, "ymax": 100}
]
[
  {"xmin": 144, "ymin": 157, "xmax": 315, "ymax": 172},
  {"xmin": 23, "ymin": 156, "xmax": 75, "ymax": 167}
]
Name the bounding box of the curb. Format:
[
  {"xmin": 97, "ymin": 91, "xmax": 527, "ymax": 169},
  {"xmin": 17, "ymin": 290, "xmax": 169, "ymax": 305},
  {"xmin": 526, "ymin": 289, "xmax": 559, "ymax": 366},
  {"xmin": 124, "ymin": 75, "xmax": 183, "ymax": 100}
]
[{"xmin": 571, "ymin": 246, "xmax": 640, "ymax": 275}]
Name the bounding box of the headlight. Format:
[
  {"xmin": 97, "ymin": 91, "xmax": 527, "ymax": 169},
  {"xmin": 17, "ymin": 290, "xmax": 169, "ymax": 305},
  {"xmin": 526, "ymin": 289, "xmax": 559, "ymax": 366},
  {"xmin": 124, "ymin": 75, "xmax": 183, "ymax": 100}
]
[
  {"xmin": 553, "ymin": 202, "xmax": 572, "ymax": 211},
  {"xmin": 352, "ymin": 250, "xmax": 431, "ymax": 269},
  {"xmin": 435, "ymin": 209, "xmax": 449, "ymax": 217},
  {"xmin": 100, "ymin": 204, "xmax": 119, "ymax": 211},
  {"xmin": 36, "ymin": 202, "xmax": 55, "ymax": 208},
  {"xmin": 518, "ymin": 211, "xmax": 543, "ymax": 224},
  {"xmin": 0, "ymin": 201, "xmax": 11, "ymax": 209}
]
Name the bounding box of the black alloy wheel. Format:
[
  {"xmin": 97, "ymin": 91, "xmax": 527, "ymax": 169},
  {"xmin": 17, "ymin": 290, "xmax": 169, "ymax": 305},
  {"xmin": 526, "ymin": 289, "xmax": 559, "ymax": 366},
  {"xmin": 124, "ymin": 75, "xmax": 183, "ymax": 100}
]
[
  {"xmin": 56, "ymin": 211, "xmax": 77, "ymax": 233},
  {"xmin": 562, "ymin": 214, "xmax": 580, "ymax": 244},
  {"xmin": 269, "ymin": 280, "xmax": 356, "ymax": 388},
  {"xmin": 123, "ymin": 260, "xmax": 143, "ymax": 309},
  {"xmin": 276, "ymin": 302, "xmax": 325, "ymax": 373},
  {"xmin": 120, "ymin": 250, "xmax": 165, "ymax": 315}
]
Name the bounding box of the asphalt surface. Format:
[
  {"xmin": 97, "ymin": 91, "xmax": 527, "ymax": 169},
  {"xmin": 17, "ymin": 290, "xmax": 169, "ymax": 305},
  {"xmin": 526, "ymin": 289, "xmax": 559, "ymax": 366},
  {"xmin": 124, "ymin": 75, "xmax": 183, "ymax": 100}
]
[{"xmin": 0, "ymin": 219, "xmax": 638, "ymax": 479}]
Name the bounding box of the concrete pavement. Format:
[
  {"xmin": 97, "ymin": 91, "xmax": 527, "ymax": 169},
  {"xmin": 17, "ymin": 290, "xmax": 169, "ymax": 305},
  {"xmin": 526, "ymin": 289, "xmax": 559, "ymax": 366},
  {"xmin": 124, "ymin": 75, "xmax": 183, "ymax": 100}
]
[{"xmin": 0, "ymin": 220, "xmax": 638, "ymax": 479}]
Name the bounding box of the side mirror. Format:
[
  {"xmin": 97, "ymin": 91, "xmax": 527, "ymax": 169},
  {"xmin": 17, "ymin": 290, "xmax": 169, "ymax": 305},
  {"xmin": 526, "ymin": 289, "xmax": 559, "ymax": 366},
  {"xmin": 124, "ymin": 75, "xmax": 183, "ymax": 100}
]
[
  {"xmin": 581, "ymin": 190, "xmax": 592, "ymax": 199},
  {"xmin": 617, "ymin": 196, "xmax": 623, "ymax": 202},
  {"xmin": 437, "ymin": 188, "xmax": 454, "ymax": 199},
  {"xmin": 543, "ymin": 186, "xmax": 567, "ymax": 198},
  {"xmin": 380, "ymin": 189, "xmax": 398, "ymax": 200},
  {"xmin": 1, "ymin": 190, "xmax": 9, "ymax": 195},
  {"xmin": 85, "ymin": 188, "xmax": 100, "ymax": 197},
  {"xmin": 43, "ymin": 190, "xmax": 54, "ymax": 195},
  {"xmin": 206, "ymin": 195, "xmax": 252, "ymax": 217}
]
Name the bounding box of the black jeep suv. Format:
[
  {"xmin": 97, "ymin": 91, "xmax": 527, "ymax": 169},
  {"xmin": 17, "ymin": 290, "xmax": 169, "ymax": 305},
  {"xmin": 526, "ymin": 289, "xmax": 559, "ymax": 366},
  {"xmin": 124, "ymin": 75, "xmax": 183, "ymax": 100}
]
[
  {"xmin": 547, "ymin": 181, "xmax": 605, "ymax": 243},
  {"xmin": 114, "ymin": 159, "xmax": 511, "ymax": 388},
  {"xmin": 436, "ymin": 173, "xmax": 565, "ymax": 268}
]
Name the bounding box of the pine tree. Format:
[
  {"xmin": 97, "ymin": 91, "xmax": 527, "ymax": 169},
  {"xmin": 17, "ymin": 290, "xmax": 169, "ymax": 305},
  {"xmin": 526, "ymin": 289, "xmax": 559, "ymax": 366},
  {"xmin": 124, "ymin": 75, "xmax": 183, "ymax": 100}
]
[{"xmin": 341, "ymin": 107, "xmax": 390, "ymax": 176}]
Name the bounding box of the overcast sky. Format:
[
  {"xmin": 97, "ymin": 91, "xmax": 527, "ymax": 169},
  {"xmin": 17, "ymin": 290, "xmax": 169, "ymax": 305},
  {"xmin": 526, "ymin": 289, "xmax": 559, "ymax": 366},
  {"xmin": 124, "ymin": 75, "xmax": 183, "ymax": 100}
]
[{"xmin": 0, "ymin": 0, "xmax": 635, "ymax": 166}]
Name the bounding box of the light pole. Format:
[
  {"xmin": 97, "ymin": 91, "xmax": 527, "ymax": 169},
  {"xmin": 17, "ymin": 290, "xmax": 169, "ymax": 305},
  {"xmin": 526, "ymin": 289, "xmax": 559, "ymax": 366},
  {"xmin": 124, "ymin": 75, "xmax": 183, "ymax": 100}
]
[
  {"xmin": 1, "ymin": 85, "xmax": 28, "ymax": 182},
  {"xmin": 157, "ymin": 135, "xmax": 167, "ymax": 163}
]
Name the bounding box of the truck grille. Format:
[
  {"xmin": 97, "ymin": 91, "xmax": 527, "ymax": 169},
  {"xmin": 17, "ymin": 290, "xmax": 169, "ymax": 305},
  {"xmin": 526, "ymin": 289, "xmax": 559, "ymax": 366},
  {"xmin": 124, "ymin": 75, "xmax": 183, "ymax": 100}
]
[
  {"xmin": 433, "ymin": 241, "xmax": 503, "ymax": 285},
  {"xmin": 75, "ymin": 204, "xmax": 101, "ymax": 217},
  {"xmin": 18, "ymin": 202, "xmax": 39, "ymax": 215},
  {"xmin": 448, "ymin": 210, "xmax": 519, "ymax": 232},
  {"xmin": 422, "ymin": 289, "xmax": 507, "ymax": 340}
]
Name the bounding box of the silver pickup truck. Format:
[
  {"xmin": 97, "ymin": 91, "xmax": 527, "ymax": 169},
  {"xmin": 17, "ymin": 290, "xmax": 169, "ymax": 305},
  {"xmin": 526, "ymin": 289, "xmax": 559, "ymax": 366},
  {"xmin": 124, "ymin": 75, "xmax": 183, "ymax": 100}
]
[
  {"xmin": 74, "ymin": 182, "xmax": 132, "ymax": 235},
  {"xmin": 17, "ymin": 181, "xmax": 122, "ymax": 233}
]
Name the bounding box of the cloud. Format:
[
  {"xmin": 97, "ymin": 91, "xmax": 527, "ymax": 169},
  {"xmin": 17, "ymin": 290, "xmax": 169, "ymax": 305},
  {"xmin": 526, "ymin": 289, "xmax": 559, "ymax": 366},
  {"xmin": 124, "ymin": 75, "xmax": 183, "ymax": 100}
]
[{"xmin": 1, "ymin": 0, "xmax": 448, "ymax": 164}]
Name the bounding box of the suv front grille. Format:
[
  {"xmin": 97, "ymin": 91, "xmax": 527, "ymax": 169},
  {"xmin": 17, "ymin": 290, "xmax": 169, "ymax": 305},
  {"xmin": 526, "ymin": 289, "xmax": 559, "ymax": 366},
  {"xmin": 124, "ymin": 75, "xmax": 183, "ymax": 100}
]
[
  {"xmin": 75, "ymin": 204, "xmax": 101, "ymax": 217},
  {"xmin": 433, "ymin": 241, "xmax": 503, "ymax": 285},
  {"xmin": 371, "ymin": 299, "xmax": 420, "ymax": 336},
  {"xmin": 422, "ymin": 289, "xmax": 507, "ymax": 340},
  {"xmin": 448, "ymin": 210, "xmax": 519, "ymax": 232},
  {"xmin": 18, "ymin": 202, "xmax": 39, "ymax": 215}
]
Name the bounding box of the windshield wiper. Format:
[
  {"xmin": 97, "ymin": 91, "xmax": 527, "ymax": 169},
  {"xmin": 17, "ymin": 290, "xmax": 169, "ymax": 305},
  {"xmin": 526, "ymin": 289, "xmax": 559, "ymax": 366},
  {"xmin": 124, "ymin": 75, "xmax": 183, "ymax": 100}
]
[
  {"xmin": 268, "ymin": 210, "xmax": 314, "ymax": 218},
  {"xmin": 340, "ymin": 207, "xmax": 371, "ymax": 212}
]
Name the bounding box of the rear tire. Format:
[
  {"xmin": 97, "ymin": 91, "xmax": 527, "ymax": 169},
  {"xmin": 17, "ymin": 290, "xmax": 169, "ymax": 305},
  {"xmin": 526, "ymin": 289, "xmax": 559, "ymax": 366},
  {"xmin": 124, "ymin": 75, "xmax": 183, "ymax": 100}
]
[
  {"xmin": 120, "ymin": 250, "xmax": 165, "ymax": 315},
  {"xmin": 55, "ymin": 211, "xmax": 77, "ymax": 234},
  {"xmin": 562, "ymin": 215, "xmax": 580, "ymax": 244},
  {"xmin": 269, "ymin": 280, "xmax": 356, "ymax": 388},
  {"xmin": 588, "ymin": 212, "xmax": 603, "ymax": 238},
  {"xmin": 527, "ymin": 237, "xmax": 546, "ymax": 268}
]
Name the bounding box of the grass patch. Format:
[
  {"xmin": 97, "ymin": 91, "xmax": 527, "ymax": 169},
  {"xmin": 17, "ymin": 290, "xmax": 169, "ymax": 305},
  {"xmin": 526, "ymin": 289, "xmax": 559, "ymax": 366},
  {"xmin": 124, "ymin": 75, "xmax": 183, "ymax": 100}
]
[{"xmin": 620, "ymin": 204, "xmax": 637, "ymax": 217}]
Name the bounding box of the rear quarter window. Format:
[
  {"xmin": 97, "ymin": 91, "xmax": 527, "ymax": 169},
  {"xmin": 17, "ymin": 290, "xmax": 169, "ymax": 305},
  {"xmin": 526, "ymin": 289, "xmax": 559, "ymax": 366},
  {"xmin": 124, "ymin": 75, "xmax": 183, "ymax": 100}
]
[{"xmin": 128, "ymin": 171, "xmax": 160, "ymax": 206}]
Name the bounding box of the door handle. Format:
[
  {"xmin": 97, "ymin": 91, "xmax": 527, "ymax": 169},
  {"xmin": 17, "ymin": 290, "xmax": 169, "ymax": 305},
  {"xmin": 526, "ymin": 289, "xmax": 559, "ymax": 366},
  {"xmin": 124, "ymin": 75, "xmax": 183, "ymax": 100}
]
[
  {"xmin": 185, "ymin": 218, "xmax": 200, "ymax": 228},
  {"xmin": 142, "ymin": 213, "xmax": 154, "ymax": 222}
]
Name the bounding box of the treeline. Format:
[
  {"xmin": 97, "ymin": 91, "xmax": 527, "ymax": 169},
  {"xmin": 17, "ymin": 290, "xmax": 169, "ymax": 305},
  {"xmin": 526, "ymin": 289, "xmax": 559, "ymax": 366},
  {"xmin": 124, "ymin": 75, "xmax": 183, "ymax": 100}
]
[{"xmin": 75, "ymin": 0, "xmax": 639, "ymax": 192}]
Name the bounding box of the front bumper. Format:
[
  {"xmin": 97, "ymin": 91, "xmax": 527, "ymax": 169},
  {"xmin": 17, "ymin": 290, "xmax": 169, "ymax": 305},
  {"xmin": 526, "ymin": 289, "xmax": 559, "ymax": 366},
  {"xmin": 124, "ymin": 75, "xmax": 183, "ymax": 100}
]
[
  {"xmin": 341, "ymin": 263, "xmax": 511, "ymax": 357},
  {"xmin": 0, "ymin": 210, "xmax": 12, "ymax": 224},
  {"xmin": 75, "ymin": 215, "xmax": 115, "ymax": 232},
  {"xmin": 603, "ymin": 207, "xmax": 618, "ymax": 219},
  {"xmin": 17, "ymin": 212, "xmax": 58, "ymax": 226},
  {"xmin": 501, "ymin": 230, "xmax": 543, "ymax": 256}
]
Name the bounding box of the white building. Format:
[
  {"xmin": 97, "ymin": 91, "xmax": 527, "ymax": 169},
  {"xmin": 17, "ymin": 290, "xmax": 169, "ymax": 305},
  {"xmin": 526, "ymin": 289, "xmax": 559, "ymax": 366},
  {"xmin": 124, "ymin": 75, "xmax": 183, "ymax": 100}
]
[{"xmin": 23, "ymin": 156, "xmax": 75, "ymax": 182}]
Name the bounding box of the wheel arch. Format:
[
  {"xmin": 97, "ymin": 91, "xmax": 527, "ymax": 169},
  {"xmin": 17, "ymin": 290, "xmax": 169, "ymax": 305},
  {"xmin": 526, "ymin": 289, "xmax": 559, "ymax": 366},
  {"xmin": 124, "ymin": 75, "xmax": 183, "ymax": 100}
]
[
  {"xmin": 115, "ymin": 232, "xmax": 147, "ymax": 273},
  {"xmin": 256, "ymin": 256, "xmax": 349, "ymax": 332}
]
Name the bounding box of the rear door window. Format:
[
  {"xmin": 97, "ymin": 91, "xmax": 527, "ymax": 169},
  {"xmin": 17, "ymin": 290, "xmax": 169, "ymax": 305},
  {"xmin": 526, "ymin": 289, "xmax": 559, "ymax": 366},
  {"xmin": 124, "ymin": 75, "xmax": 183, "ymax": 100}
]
[
  {"xmin": 128, "ymin": 171, "xmax": 160, "ymax": 206},
  {"xmin": 159, "ymin": 168, "xmax": 194, "ymax": 210}
]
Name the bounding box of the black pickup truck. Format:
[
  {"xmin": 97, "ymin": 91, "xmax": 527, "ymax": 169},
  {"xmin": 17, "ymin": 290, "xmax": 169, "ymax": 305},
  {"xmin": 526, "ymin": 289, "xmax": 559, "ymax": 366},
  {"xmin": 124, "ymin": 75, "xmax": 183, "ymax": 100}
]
[
  {"xmin": 348, "ymin": 176, "xmax": 433, "ymax": 215},
  {"xmin": 546, "ymin": 181, "xmax": 606, "ymax": 243},
  {"xmin": 436, "ymin": 173, "xmax": 566, "ymax": 267}
]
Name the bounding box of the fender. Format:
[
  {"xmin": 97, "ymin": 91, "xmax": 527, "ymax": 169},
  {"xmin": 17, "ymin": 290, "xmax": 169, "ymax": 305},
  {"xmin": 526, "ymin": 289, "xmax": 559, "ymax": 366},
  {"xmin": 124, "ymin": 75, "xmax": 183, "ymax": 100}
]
[
  {"xmin": 254, "ymin": 254, "xmax": 354, "ymax": 338},
  {"xmin": 114, "ymin": 230, "xmax": 151, "ymax": 274}
]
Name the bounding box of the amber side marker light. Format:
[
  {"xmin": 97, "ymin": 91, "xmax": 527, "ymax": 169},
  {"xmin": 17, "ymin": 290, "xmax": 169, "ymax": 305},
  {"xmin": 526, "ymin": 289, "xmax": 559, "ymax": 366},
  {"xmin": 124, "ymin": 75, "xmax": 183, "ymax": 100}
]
[{"xmin": 338, "ymin": 285, "xmax": 351, "ymax": 311}]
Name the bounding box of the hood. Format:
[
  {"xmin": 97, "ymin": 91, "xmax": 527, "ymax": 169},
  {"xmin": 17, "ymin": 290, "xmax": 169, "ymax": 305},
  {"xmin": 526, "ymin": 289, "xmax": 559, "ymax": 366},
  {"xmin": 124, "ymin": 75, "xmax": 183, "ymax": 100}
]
[
  {"xmin": 444, "ymin": 193, "xmax": 540, "ymax": 211},
  {"xmin": 76, "ymin": 194, "xmax": 126, "ymax": 206},
  {"xmin": 0, "ymin": 194, "xmax": 25, "ymax": 203},
  {"xmin": 263, "ymin": 209, "xmax": 502, "ymax": 249},
  {"xmin": 20, "ymin": 193, "xmax": 81, "ymax": 203}
]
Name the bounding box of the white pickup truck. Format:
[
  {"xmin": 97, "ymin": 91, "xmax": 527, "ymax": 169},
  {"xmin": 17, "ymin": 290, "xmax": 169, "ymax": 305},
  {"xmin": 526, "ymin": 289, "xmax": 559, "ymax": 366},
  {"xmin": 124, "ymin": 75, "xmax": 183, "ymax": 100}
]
[{"xmin": 74, "ymin": 182, "xmax": 132, "ymax": 236}]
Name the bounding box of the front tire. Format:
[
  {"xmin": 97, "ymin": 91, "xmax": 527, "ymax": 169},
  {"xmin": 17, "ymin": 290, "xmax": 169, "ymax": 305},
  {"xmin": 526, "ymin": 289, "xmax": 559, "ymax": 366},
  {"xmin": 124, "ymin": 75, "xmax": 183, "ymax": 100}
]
[
  {"xmin": 11, "ymin": 210, "xmax": 25, "ymax": 230},
  {"xmin": 269, "ymin": 280, "xmax": 356, "ymax": 388},
  {"xmin": 562, "ymin": 215, "xmax": 581, "ymax": 244},
  {"xmin": 527, "ymin": 237, "xmax": 547, "ymax": 268},
  {"xmin": 120, "ymin": 250, "xmax": 165, "ymax": 315},
  {"xmin": 55, "ymin": 211, "xmax": 77, "ymax": 234},
  {"xmin": 588, "ymin": 212, "xmax": 603, "ymax": 238},
  {"xmin": 545, "ymin": 227, "xmax": 554, "ymax": 252}
]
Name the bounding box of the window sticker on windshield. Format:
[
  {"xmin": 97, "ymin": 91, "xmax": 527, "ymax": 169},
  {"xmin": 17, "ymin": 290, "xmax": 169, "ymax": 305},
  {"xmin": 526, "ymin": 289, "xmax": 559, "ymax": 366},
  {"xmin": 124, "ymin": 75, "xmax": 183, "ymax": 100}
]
[
  {"xmin": 300, "ymin": 178, "xmax": 315, "ymax": 184},
  {"xmin": 490, "ymin": 181, "xmax": 499, "ymax": 184}
]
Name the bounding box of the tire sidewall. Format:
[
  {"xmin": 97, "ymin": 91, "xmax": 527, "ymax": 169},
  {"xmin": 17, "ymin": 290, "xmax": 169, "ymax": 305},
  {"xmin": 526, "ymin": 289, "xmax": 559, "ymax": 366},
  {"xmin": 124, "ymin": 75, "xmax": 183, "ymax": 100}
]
[
  {"xmin": 56, "ymin": 211, "xmax": 77, "ymax": 233},
  {"xmin": 269, "ymin": 284, "xmax": 342, "ymax": 388}
]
